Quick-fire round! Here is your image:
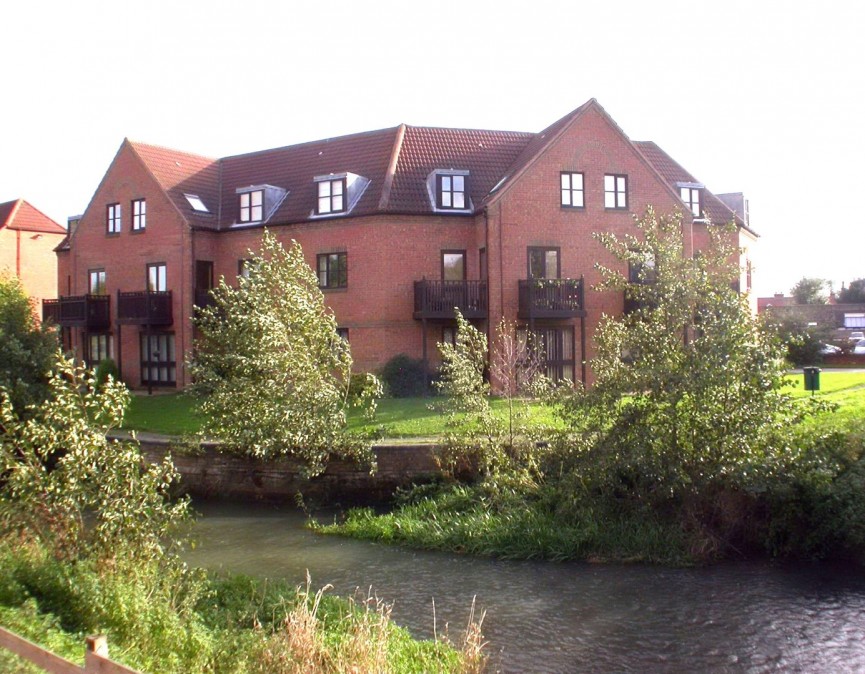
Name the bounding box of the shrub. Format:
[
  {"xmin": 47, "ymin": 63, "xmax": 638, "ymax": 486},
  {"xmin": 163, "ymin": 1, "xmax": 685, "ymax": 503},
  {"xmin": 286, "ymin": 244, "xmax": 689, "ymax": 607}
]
[
  {"xmin": 380, "ymin": 354, "xmax": 430, "ymax": 398},
  {"xmin": 94, "ymin": 358, "xmax": 120, "ymax": 387}
]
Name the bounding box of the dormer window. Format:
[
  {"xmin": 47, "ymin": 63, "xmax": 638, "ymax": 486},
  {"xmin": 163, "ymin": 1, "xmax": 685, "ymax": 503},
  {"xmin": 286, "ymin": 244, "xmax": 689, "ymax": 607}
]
[
  {"xmin": 438, "ymin": 175, "xmax": 466, "ymax": 209},
  {"xmin": 235, "ymin": 184, "xmax": 288, "ymax": 225},
  {"xmin": 317, "ymin": 178, "xmax": 345, "ymax": 215},
  {"xmin": 678, "ymin": 183, "xmax": 703, "ymax": 217},
  {"xmin": 427, "ymin": 169, "xmax": 471, "ymax": 213},
  {"xmin": 239, "ymin": 189, "xmax": 264, "ymax": 223},
  {"xmin": 311, "ymin": 173, "xmax": 369, "ymax": 218}
]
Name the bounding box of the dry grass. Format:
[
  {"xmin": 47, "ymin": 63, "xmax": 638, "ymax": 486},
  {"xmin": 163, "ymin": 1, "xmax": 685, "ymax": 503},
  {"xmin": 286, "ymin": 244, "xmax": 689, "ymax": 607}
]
[{"xmin": 250, "ymin": 572, "xmax": 488, "ymax": 673}]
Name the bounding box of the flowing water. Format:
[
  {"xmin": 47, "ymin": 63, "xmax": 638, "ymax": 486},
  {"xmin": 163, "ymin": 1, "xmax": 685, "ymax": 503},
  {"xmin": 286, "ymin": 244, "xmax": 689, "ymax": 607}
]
[{"xmin": 185, "ymin": 500, "xmax": 865, "ymax": 673}]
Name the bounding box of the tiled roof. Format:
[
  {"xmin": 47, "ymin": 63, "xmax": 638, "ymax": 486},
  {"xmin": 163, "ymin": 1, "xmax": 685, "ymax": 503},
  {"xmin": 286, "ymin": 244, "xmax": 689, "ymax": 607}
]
[
  {"xmin": 386, "ymin": 126, "xmax": 534, "ymax": 213},
  {"xmin": 128, "ymin": 141, "xmax": 221, "ymax": 229},
  {"xmin": 219, "ymin": 127, "xmax": 398, "ymax": 226},
  {"xmin": 484, "ymin": 100, "xmax": 595, "ymax": 205},
  {"xmin": 121, "ymin": 101, "xmax": 750, "ymax": 235},
  {"xmin": 0, "ymin": 199, "xmax": 66, "ymax": 234},
  {"xmin": 634, "ymin": 141, "xmax": 744, "ymax": 228}
]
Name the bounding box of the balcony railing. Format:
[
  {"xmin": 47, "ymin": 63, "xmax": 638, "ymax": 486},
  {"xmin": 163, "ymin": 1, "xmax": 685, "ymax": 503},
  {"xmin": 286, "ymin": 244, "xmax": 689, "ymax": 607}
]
[
  {"xmin": 414, "ymin": 280, "xmax": 488, "ymax": 320},
  {"xmin": 518, "ymin": 278, "xmax": 585, "ymax": 319},
  {"xmin": 117, "ymin": 290, "xmax": 173, "ymax": 326},
  {"xmin": 42, "ymin": 294, "xmax": 110, "ymax": 328}
]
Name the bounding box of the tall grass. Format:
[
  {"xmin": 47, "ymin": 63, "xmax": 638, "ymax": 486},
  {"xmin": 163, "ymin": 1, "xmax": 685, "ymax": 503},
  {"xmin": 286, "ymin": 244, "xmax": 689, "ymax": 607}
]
[{"xmin": 0, "ymin": 540, "xmax": 488, "ymax": 673}]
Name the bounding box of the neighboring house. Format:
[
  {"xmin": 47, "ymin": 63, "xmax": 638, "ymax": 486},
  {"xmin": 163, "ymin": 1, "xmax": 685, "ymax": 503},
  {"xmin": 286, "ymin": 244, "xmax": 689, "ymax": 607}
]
[
  {"xmin": 759, "ymin": 297, "xmax": 865, "ymax": 336},
  {"xmin": 0, "ymin": 199, "xmax": 67, "ymax": 309},
  {"xmin": 46, "ymin": 99, "xmax": 754, "ymax": 389}
]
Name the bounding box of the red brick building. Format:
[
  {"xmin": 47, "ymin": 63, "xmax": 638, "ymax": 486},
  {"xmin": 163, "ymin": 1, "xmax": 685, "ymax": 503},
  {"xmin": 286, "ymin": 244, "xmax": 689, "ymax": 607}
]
[
  {"xmin": 0, "ymin": 199, "xmax": 66, "ymax": 310},
  {"xmin": 47, "ymin": 99, "xmax": 756, "ymax": 388}
]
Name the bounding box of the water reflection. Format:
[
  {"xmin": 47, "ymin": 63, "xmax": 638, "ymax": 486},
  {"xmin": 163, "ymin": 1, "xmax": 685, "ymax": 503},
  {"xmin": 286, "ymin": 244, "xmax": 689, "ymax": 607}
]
[{"xmin": 184, "ymin": 500, "xmax": 865, "ymax": 673}]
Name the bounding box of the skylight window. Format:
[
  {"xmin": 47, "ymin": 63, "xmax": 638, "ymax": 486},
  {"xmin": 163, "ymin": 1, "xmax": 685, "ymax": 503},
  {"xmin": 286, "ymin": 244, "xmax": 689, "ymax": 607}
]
[{"xmin": 184, "ymin": 194, "xmax": 209, "ymax": 213}]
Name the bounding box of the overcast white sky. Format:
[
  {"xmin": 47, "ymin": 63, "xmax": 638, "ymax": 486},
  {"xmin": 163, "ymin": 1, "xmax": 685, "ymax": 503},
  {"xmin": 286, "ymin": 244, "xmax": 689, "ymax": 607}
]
[{"xmin": 2, "ymin": 0, "xmax": 863, "ymax": 297}]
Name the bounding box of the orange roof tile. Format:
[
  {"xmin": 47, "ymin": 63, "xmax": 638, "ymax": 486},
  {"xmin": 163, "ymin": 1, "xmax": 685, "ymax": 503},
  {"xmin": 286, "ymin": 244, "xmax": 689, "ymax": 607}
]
[{"xmin": 0, "ymin": 199, "xmax": 66, "ymax": 234}]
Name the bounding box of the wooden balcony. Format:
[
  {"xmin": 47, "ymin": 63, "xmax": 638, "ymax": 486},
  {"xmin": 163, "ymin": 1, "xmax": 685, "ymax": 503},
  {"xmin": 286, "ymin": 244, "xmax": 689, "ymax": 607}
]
[
  {"xmin": 518, "ymin": 278, "xmax": 585, "ymax": 320},
  {"xmin": 414, "ymin": 280, "xmax": 487, "ymax": 320},
  {"xmin": 117, "ymin": 290, "xmax": 173, "ymax": 326},
  {"xmin": 42, "ymin": 294, "xmax": 110, "ymax": 328}
]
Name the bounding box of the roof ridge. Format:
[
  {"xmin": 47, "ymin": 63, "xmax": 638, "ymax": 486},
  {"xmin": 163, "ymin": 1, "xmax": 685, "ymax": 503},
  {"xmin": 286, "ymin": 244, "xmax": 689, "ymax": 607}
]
[
  {"xmin": 403, "ymin": 123, "xmax": 535, "ymax": 136},
  {"xmin": 0, "ymin": 198, "xmax": 22, "ymax": 229},
  {"xmin": 220, "ymin": 125, "xmax": 401, "ymax": 162},
  {"xmin": 127, "ymin": 139, "xmax": 217, "ymax": 162}
]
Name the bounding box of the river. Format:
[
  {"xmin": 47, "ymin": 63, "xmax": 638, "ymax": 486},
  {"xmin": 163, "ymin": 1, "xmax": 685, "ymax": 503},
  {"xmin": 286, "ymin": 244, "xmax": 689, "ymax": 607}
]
[{"xmin": 184, "ymin": 500, "xmax": 865, "ymax": 673}]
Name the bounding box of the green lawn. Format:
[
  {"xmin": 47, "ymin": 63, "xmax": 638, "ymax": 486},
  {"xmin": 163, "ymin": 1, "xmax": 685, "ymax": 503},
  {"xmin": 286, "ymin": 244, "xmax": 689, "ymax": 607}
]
[{"xmin": 123, "ymin": 371, "xmax": 865, "ymax": 439}]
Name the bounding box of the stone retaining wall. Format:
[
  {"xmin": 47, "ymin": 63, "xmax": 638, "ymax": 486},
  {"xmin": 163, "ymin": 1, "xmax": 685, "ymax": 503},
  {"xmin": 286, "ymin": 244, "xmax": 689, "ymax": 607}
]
[{"xmin": 139, "ymin": 437, "xmax": 443, "ymax": 504}]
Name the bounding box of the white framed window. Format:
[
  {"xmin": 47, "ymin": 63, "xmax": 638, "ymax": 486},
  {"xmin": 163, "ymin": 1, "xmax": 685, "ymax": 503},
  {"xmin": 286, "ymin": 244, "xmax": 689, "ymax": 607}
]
[
  {"xmin": 604, "ymin": 174, "xmax": 628, "ymax": 209},
  {"xmin": 561, "ymin": 172, "xmax": 584, "ymax": 208}
]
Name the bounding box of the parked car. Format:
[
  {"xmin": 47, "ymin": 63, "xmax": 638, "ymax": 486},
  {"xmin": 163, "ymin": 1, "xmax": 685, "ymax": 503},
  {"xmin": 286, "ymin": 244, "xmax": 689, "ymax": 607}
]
[
  {"xmin": 849, "ymin": 331, "xmax": 865, "ymax": 342},
  {"xmin": 854, "ymin": 339, "xmax": 865, "ymax": 356},
  {"xmin": 820, "ymin": 343, "xmax": 842, "ymax": 355}
]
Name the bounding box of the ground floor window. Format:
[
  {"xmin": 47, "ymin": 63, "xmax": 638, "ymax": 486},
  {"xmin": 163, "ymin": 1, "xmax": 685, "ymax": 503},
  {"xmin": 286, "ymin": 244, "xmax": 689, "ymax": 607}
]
[
  {"xmin": 86, "ymin": 333, "xmax": 113, "ymax": 366},
  {"xmin": 140, "ymin": 332, "xmax": 176, "ymax": 386},
  {"xmin": 518, "ymin": 326, "xmax": 575, "ymax": 383}
]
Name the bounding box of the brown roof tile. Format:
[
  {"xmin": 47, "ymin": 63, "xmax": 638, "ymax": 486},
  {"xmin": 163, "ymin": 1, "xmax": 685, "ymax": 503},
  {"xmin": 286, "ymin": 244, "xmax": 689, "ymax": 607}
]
[
  {"xmin": 128, "ymin": 141, "xmax": 221, "ymax": 229},
  {"xmin": 634, "ymin": 141, "xmax": 744, "ymax": 228},
  {"xmin": 386, "ymin": 126, "xmax": 533, "ymax": 213}
]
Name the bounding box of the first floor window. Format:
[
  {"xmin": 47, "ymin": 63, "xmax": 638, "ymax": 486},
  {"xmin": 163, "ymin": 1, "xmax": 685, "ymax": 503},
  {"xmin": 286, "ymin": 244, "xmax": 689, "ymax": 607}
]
[
  {"xmin": 317, "ymin": 252, "xmax": 348, "ymax": 289},
  {"xmin": 132, "ymin": 198, "xmax": 146, "ymax": 230},
  {"xmin": 140, "ymin": 333, "xmax": 176, "ymax": 386},
  {"xmin": 442, "ymin": 251, "xmax": 466, "ymax": 281},
  {"xmin": 442, "ymin": 326, "xmax": 457, "ymax": 347},
  {"xmin": 106, "ymin": 203, "xmax": 121, "ymax": 233},
  {"xmin": 89, "ymin": 269, "xmax": 106, "ymax": 295},
  {"xmin": 604, "ymin": 174, "xmax": 628, "ymax": 209},
  {"xmin": 317, "ymin": 179, "xmax": 345, "ymax": 214},
  {"xmin": 528, "ymin": 247, "xmax": 560, "ymax": 279},
  {"xmin": 561, "ymin": 172, "xmax": 584, "ymax": 208},
  {"xmin": 147, "ymin": 263, "xmax": 167, "ymax": 292},
  {"xmin": 336, "ymin": 328, "xmax": 349, "ymax": 342},
  {"xmin": 87, "ymin": 333, "xmax": 112, "ymax": 366},
  {"xmin": 628, "ymin": 251, "xmax": 656, "ymax": 284},
  {"xmin": 239, "ymin": 190, "xmax": 263, "ymax": 222}
]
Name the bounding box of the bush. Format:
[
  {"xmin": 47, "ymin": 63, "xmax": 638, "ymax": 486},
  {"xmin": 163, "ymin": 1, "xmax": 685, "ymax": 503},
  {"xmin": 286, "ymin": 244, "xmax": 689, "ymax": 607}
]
[
  {"xmin": 380, "ymin": 354, "xmax": 430, "ymax": 397},
  {"xmin": 94, "ymin": 358, "xmax": 120, "ymax": 387}
]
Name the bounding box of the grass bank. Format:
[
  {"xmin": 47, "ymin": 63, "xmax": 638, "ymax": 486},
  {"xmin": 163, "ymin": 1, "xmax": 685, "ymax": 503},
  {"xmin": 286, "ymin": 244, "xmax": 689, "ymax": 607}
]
[
  {"xmin": 123, "ymin": 370, "xmax": 865, "ymax": 438},
  {"xmin": 0, "ymin": 540, "xmax": 485, "ymax": 673}
]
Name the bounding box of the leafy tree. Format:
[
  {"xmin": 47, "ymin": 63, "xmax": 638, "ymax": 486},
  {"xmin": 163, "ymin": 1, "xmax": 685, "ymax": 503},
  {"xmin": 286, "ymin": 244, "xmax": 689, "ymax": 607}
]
[
  {"xmin": 838, "ymin": 278, "xmax": 865, "ymax": 304},
  {"xmin": 189, "ymin": 230, "xmax": 375, "ymax": 474},
  {"xmin": 0, "ymin": 354, "xmax": 188, "ymax": 562},
  {"xmin": 556, "ymin": 208, "xmax": 810, "ymax": 513},
  {"xmin": 771, "ymin": 311, "xmax": 833, "ymax": 366},
  {"xmin": 791, "ymin": 276, "xmax": 828, "ymax": 304},
  {"xmin": 436, "ymin": 312, "xmax": 547, "ymax": 478},
  {"xmin": 0, "ymin": 274, "xmax": 58, "ymax": 414}
]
